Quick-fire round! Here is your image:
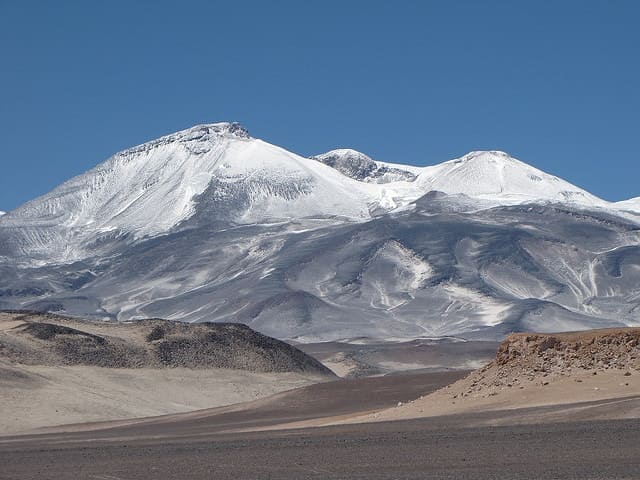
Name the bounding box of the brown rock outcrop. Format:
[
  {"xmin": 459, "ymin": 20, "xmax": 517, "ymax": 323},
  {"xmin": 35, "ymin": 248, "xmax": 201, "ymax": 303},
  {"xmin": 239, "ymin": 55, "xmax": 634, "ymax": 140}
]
[{"xmin": 451, "ymin": 328, "xmax": 640, "ymax": 399}]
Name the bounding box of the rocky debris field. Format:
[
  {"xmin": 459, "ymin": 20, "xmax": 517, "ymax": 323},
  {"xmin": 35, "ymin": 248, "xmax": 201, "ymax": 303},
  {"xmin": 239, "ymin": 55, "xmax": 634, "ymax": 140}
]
[{"xmin": 496, "ymin": 329, "xmax": 640, "ymax": 371}]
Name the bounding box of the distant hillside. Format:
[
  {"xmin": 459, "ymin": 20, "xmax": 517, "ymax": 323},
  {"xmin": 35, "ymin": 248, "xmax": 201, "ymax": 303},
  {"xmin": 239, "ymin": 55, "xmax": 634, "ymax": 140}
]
[{"xmin": 0, "ymin": 311, "xmax": 333, "ymax": 375}]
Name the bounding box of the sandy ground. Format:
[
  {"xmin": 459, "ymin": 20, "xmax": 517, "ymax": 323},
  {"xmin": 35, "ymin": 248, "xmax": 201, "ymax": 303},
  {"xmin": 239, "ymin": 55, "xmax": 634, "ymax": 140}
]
[
  {"xmin": 5, "ymin": 315, "xmax": 640, "ymax": 439},
  {"xmin": 343, "ymin": 367, "xmax": 640, "ymax": 426},
  {"xmin": 0, "ymin": 361, "xmax": 323, "ymax": 435}
]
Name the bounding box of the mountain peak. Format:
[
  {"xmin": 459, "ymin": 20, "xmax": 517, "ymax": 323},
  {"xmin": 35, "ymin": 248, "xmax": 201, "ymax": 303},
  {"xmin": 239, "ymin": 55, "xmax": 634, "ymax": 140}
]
[
  {"xmin": 311, "ymin": 149, "xmax": 416, "ymax": 184},
  {"xmin": 310, "ymin": 149, "xmax": 378, "ymax": 181},
  {"xmin": 417, "ymin": 150, "xmax": 605, "ymax": 206},
  {"xmin": 119, "ymin": 122, "xmax": 250, "ymax": 157},
  {"xmin": 188, "ymin": 122, "xmax": 250, "ymax": 139},
  {"xmin": 457, "ymin": 150, "xmax": 519, "ymax": 165},
  {"xmin": 314, "ymin": 148, "xmax": 373, "ymax": 161},
  {"xmin": 157, "ymin": 122, "xmax": 250, "ymax": 144}
]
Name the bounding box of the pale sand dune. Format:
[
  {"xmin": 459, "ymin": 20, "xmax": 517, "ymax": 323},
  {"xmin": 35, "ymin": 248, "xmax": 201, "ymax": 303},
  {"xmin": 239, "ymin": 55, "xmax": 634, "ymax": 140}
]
[{"xmin": 0, "ymin": 361, "xmax": 323, "ymax": 435}]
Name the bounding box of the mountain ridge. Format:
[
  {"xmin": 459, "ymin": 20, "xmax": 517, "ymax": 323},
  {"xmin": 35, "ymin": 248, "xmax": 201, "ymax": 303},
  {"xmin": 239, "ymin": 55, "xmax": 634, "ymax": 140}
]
[{"xmin": 1, "ymin": 122, "xmax": 638, "ymax": 235}]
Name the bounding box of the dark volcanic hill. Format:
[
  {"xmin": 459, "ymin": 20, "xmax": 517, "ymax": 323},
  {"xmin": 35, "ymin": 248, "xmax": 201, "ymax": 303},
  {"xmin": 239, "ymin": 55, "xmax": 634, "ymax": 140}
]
[{"xmin": 0, "ymin": 311, "xmax": 333, "ymax": 375}]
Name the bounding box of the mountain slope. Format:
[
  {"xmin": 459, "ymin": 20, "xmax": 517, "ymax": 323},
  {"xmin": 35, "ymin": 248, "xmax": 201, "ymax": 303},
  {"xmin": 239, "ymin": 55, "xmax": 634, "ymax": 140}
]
[
  {"xmin": 0, "ymin": 311, "xmax": 332, "ymax": 373},
  {"xmin": 1, "ymin": 195, "xmax": 638, "ymax": 342}
]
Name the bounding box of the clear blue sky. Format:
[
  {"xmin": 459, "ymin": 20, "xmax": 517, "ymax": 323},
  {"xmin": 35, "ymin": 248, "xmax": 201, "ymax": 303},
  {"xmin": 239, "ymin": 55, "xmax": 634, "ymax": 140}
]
[{"xmin": 1, "ymin": 0, "xmax": 639, "ymax": 211}]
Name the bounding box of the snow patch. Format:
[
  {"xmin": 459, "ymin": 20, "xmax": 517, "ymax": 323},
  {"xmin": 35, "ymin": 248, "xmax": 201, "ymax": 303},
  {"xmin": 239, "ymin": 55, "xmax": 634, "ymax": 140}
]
[{"xmin": 439, "ymin": 283, "xmax": 510, "ymax": 327}]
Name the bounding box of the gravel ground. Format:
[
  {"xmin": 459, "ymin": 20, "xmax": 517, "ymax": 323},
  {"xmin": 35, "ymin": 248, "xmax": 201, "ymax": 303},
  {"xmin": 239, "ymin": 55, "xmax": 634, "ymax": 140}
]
[
  {"xmin": 1, "ymin": 417, "xmax": 639, "ymax": 479},
  {"xmin": 1, "ymin": 369, "xmax": 639, "ymax": 480}
]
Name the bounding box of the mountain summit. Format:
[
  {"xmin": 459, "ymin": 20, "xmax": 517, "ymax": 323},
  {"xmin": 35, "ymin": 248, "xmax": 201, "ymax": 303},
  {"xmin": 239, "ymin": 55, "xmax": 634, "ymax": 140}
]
[{"xmin": 0, "ymin": 123, "xmax": 377, "ymax": 261}]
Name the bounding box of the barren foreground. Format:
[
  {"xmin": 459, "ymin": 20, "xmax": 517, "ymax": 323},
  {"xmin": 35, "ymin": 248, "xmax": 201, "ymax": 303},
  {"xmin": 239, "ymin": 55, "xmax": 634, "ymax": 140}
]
[
  {"xmin": 1, "ymin": 371, "xmax": 639, "ymax": 479},
  {"xmin": 3, "ymin": 324, "xmax": 640, "ymax": 478}
]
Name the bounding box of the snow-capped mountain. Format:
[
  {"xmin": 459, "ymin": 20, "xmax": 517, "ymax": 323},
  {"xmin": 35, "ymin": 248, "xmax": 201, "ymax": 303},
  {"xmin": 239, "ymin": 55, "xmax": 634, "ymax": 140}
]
[
  {"xmin": 0, "ymin": 124, "xmax": 381, "ymax": 262},
  {"xmin": 0, "ymin": 211, "xmax": 5, "ymax": 216},
  {"xmin": 310, "ymin": 148, "xmax": 610, "ymax": 207},
  {"xmin": 0, "ymin": 122, "xmax": 638, "ymax": 342},
  {"xmin": 4, "ymin": 124, "xmax": 617, "ymax": 264}
]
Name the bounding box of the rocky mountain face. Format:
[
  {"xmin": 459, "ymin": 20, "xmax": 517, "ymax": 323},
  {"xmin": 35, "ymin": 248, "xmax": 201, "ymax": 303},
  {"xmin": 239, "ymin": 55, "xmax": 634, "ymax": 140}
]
[
  {"xmin": 495, "ymin": 329, "xmax": 640, "ymax": 372},
  {"xmin": 311, "ymin": 149, "xmax": 417, "ymax": 183},
  {"xmin": 0, "ymin": 123, "xmax": 638, "ymax": 342}
]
